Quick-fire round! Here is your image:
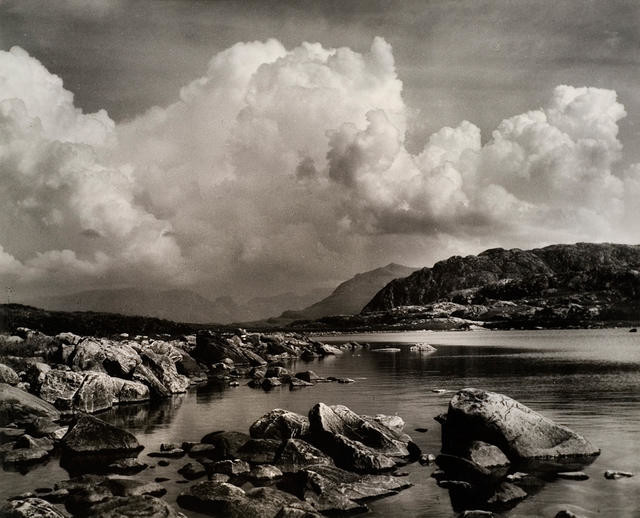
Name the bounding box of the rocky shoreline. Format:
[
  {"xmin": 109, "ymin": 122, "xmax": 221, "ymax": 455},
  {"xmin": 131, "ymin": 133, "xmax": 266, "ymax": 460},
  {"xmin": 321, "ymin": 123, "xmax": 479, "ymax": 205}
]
[{"xmin": 0, "ymin": 327, "xmax": 625, "ymax": 517}]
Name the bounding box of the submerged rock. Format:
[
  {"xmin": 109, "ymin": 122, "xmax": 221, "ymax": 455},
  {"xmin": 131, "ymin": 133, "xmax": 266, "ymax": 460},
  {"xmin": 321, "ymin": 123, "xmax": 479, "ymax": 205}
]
[
  {"xmin": 442, "ymin": 389, "xmax": 599, "ymax": 460},
  {"xmin": 556, "ymin": 471, "xmax": 589, "ymax": 481},
  {"xmin": 604, "ymin": 470, "xmax": 634, "ymax": 479}
]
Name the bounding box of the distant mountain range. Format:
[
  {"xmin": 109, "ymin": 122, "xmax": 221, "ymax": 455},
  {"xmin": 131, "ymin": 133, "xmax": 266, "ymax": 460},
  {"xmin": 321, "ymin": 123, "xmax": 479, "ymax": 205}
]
[
  {"xmin": 25, "ymin": 262, "xmax": 417, "ymax": 324},
  {"xmin": 27, "ymin": 287, "xmax": 328, "ymax": 325}
]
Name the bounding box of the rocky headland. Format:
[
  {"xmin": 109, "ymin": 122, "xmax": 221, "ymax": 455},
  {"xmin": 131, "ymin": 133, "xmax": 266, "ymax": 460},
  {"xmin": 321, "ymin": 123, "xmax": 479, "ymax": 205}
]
[{"xmin": 293, "ymin": 243, "xmax": 640, "ymax": 331}]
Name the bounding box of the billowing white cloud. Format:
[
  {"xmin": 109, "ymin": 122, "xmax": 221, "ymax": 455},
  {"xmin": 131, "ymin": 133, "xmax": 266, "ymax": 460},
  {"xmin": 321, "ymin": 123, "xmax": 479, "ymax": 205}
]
[{"xmin": 0, "ymin": 39, "xmax": 639, "ymax": 301}]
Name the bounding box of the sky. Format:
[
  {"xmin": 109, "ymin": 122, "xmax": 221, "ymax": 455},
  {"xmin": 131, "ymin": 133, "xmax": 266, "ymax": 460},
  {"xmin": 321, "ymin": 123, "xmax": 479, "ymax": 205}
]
[{"xmin": 0, "ymin": 0, "xmax": 639, "ymax": 302}]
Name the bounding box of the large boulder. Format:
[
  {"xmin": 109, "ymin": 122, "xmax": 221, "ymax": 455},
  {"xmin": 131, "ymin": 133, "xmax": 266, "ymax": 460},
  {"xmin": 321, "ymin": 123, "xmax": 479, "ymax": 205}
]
[
  {"xmin": 39, "ymin": 370, "xmax": 85, "ymax": 409},
  {"xmin": 195, "ymin": 332, "xmax": 266, "ymax": 366},
  {"xmin": 132, "ymin": 365, "xmax": 169, "ymax": 398},
  {"xmin": 71, "ymin": 339, "xmax": 107, "ymax": 372},
  {"xmin": 0, "ymin": 384, "xmax": 60, "ymax": 426},
  {"xmin": 308, "ymin": 403, "xmax": 419, "ymax": 473},
  {"xmin": 442, "ymin": 389, "xmax": 600, "ymax": 460},
  {"xmin": 250, "ymin": 409, "xmax": 310, "ymax": 441},
  {"xmin": 0, "ymin": 364, "xmax": 19, "ymax": 386},
  {"xmin": 177, "ymin": 481, "xmax": 315, "ymax": 518},
  {"xmin": 175, "ymin": 351, "xmax": 208, "ymax": 383},
  {"xmin": 61, "ymin": 414, "xmax": 142, "ymax": 455},
  {"xmin": 0, "ymin": 498, "xmax": 69, "ymax": 517},
  {"xmin": 73, "ymin": 373, "xmax": 120, "ymax": 413},
  {"xmin": 140, "ymin": 351, "xmax": 189, "ymax": 394},
  {"xmin": 115, "ymin": 379, "xmax": 150, "ymax": 404},
  {"xmin": 101, "ymin": 341, "xmax": 141, "ymax": 378},
  {"xmin": 85, "ymin": 495, "xmax": 183, "ymax": 517}
]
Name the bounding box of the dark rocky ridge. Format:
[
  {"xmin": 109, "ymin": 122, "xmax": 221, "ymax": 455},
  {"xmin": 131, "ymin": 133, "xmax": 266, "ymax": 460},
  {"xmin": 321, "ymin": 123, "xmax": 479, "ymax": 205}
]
[{"xmin": 358, "ymin": 243, "xmax": 640, "ymax": 328}]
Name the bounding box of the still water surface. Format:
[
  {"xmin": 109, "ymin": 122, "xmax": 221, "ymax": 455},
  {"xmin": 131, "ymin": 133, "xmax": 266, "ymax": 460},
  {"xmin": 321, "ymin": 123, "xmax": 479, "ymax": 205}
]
[{"xmin": 2, "ymin": 328, "xmax": 640, "ymax": 517}]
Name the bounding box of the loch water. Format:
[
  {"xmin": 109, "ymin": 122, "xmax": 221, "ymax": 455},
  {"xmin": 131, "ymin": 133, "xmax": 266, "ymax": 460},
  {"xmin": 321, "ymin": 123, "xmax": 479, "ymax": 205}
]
[{"xmin": 2, "ymin": 328, "xmax": 640, "ymax": 517}]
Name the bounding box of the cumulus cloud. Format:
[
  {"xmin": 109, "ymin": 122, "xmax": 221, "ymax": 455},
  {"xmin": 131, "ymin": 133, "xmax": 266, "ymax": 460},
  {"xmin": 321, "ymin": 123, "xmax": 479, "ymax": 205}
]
[{"xmin": 0, "ymin": 39, "xmax": 639, "ymax": 301}]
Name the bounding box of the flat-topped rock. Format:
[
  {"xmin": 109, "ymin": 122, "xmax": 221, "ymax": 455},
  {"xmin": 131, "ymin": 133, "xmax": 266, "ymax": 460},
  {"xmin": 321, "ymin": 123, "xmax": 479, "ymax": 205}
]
[{"xmin": 61, "ymin": 414, "xmax": 142, "ymax": 455}]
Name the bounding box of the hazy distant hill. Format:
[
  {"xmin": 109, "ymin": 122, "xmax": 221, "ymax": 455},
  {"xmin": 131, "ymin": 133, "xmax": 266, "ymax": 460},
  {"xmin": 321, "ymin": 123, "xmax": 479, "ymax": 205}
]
[
  {"xmin": 27, "ymin": 286, "xmax": 330, "ymax": 325},
  {"xmin": 279, "ymin": 263, "xmax": 419, "ymax": 321},
  {"xmin": 29, "ymin": 288, "xmax": 230, "ymax": 324}
]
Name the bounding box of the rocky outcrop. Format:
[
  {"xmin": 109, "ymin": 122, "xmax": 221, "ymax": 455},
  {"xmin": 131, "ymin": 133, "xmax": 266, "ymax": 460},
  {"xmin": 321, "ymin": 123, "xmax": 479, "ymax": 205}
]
[
  {"xmin": 361, "ymin": 243, "xmax": 640, "ymax": 329},
  {"xmin": 441, "ymin": 389, "xmax": 600, "ymax": 460}
]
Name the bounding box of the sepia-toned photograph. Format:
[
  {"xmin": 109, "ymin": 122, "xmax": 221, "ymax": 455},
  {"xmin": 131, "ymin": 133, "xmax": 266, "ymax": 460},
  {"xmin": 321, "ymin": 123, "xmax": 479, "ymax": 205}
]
[{"xmin": 0, "ymin": 1, "xmax": 638, "ymax": 516}]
